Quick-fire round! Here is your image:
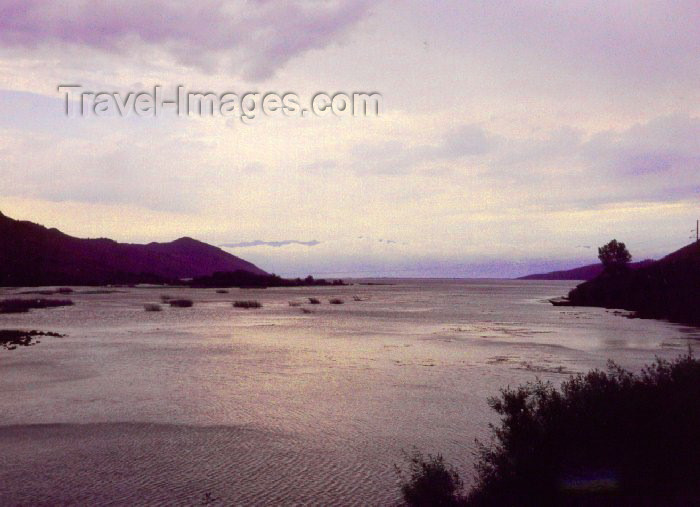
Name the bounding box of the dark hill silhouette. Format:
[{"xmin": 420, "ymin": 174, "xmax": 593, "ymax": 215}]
[
  {"xmin": 566, "ymin": 242, "xmax": 700, "ymax": 325},
  {"xmin": 0, "ymin": 211, "xmax": 267, "ymax": 286},
  {"xmin": 519, "ymin": 259, "xmax": 654, "ymax": 280}
]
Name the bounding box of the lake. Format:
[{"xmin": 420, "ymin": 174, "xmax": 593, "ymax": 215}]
[{"xmin": 1, "ymin": 280, "xmax": 697, "ymax": 505}]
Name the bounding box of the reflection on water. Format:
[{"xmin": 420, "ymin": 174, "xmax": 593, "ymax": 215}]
[{"xmin": 0, "ymin": 280, "xmax": 696, "ymax": 505}]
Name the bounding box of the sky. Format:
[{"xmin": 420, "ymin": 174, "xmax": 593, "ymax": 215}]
[{"xmin": 0, "ymin": 0, "xmax": 699, "ymax": 277}]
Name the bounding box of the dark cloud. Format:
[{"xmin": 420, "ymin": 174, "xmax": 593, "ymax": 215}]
[
  {"xmin": 0, "ymin": 0, "xmax": 372, "ymax": 80},
  {"xmin": 581, "ymin": 115, "xmax": 700, "ymax": 176}
]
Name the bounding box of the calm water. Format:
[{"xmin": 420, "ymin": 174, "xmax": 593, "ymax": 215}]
[{"xmin": 1, "ymin": 280, "xmax": 698, "ymax": 505}]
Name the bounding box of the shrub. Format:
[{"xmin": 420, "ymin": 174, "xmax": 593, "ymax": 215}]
[
  {"xmin": 57, "ymin": 287, "xmax": 74, "ymax": 294},
  {"xmin": 301, "ymin": 308, "xmax": 313, "ymax": 314},
  {"xmin": 397, "ymin": 451, "xmax": 464, "ymax": 507},
  {"xmin": 0, "ymin": 298, "xmax": 74, "ymax": 314},
  {"xmin": 144, "ymin": 303, "xmax": 162, "ymax": 312},
  {"xmin": 288, "ymin": 301, "xmax": 302, "ymax": 307},
  {"xmin": 168, "ymin": 299, "xmax": 193, "ymax": 308},
  {"xmin": 399, "ymin": 351, "xmax": 700, "ymax": 506},
  {"xmin": 216, "ymin": 289, "xmax": 229, "ymax": 294},
  {"xmin": 353, "ymin": 295, "xmax": 363, "ymax": 301},
  {"xmin": 329, "ymin": 298, "xmax": 344, "ymax": 305},
  {"xmin": 160, "ymin": 294, "xmax": 174, "ymax": 302},
  {"xmin": 308, "ymin": 298, "xmax": 321, "ymax": 304},
  {"xmin": 233, "ymin": 300, "xmax": 262, "ymax": 309}
]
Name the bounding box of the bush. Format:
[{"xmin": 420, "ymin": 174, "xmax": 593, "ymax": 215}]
[
  {"xmin": 0, "ymin": 298, "xmax": 74, "ymax": 314},
  {"xmin": 288, "ymin": 301, "xmax": 302, "ymax": 307},
  {"xmin": 144, "ymin": 303, "xmax": 162, "ymax": 312},
  {"xmin": 233, "ymin": 300, "xmax": 262, "ymax": 309},
  {"xmin": 353, "ymin": 295, "xmax": 363, "ymax": 301},
  {"xmin": 168, "ymin": 299, "xmax": 193, "ymax": 308},
  {"xmin": 329, "ymin": 298, "xmax": 344, "ymax": 305},
  {"xmin": 399, "ymin": 351, "xmax": 700, "ymax": 506},
  {"xmin": 216, "ymin": 289, "xmax": 229, "ymax": 294},
  {"xmin": 308, "ymin": 298, "xmax": 321, "ymax": 304},
  {"xmin": 160, "ymin": 294, "xmax": 173, "ymax": 302},
  {"xmin": 397, "ymin": 451, "xmax": 464, "ymax": 507}
]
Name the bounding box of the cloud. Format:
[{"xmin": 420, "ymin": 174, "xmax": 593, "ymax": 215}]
[
  {"xmin": 478, "ymin": 115, "xmax": 700, "ymax": 209},
  {"xmin": 581, "ymin": 115, "xmax": 700, "ymax": 177},
  {"xmin": 422, "ymin": 124, "xmax": 498, "ymax": 159},
  {"xmin": 329, "ymin": 114, "xmax": 700, "ymax": 209},
  {"xmin": 404, "ymin": 1, "xmax": 700, "ymax": 91},
  {"xmin": 221, "ymin": 239, "xmax": 320, "ymax": 248},
  {"xmin": 0, "ymin": 0, "xmax": 373, "ymax": 80},
  {"xmin": 346, "ymin": 123, "xmax": 497, "ymax": 175},
  {"xmin": 363, "ymin": 237, "xmax": 399, "ymax": 245},
  {"xmin": 0, "ymin": 114, "xmax": 210, "ymax": 212}
]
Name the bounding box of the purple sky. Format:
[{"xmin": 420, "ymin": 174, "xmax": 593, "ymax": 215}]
[{"xmin": 0, "ymin": 0, "xmax": 698, "ymax": 277}]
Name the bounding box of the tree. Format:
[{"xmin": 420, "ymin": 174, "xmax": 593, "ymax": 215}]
[{"xmin": 598, "ymin": 239, "xmax": 631, "ymax": 271}]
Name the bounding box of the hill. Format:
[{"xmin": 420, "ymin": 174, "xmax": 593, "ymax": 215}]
[
  {"xmin": 0, "ymin": 211, "xmax": 267, "ymax": 286},
  {"xmin": 566, "ymin": 242, "xmax": 700, "ymax": 325},
  {"xmin": 519, "ymin": 259, "xmax": 654, "ymax": 280}
]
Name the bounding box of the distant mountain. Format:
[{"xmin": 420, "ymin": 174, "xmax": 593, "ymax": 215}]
[
  {"xmin": 0, "ymin": 211, "xmax": 267, "ymax": 286},
  {"xmin": 565, "ymin": 242, "xmax": 700, "ymax": 325},
  {"xmin": 518, "ymin": 259, "xmax": 654, "ymax": 280}
]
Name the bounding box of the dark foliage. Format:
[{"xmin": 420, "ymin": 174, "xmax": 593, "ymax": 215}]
[
  {"xmin": 19, "ymin": 287, "xmax": 75, "ymax": 295},
  {"xmin": 189, "ymin": 270, "xmax": 345, "ymax": 289},
  {"xmin": 568, "ymin": 242, "xmax": 700, "ymax": 325},
  {"xmin": 397, "ymin": 451, "xmax": 464, "ymax": 507},
  {"xmin": 0, "ymin": 298, "xmax": 74, "ymax": 313},
  {"xmin": 400, "ymin": 352, "xmax": 700, "ymax": 506},
  {"xmin": 597, "ymin": 239, "xmax": 632, "ymax": 271},
  {"xmin": 168, "ymin": 299, "xmax": 193, "ymax": 308},
  {"xmin": 329, "ymin": 298, "xmax": 345, "ymax": 305},
  {"xmin": 233, "ymin": 300, "xmax": 262, "ymax": 309},
  {"xmin": 308, "ymin": 298, "xmax": 321, "ymax": 304}
]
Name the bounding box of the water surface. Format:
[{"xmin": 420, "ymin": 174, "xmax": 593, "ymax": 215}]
[{"xmin": 1, "ymin": 280, "xmax": 697, "ymax": 505}]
